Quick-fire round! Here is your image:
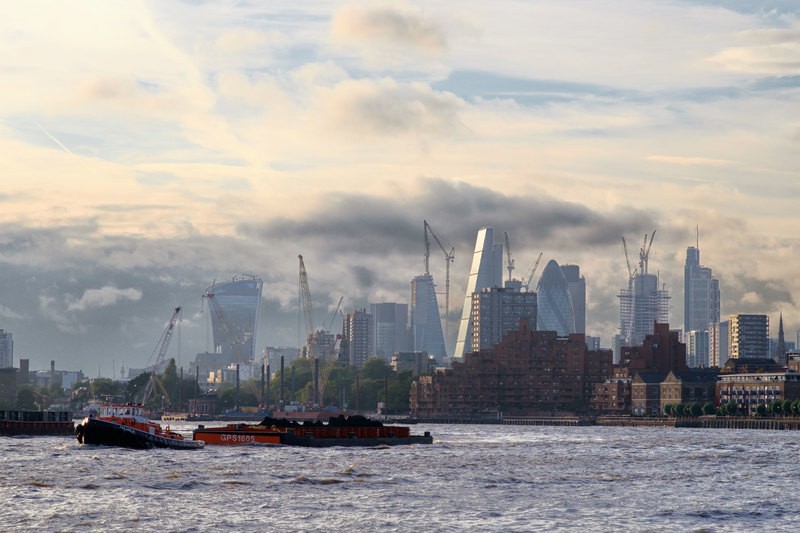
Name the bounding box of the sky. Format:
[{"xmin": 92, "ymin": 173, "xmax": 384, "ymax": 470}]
[{"xmin": 1, "ymin": 0, "xmax": 799, "ymax": 376}]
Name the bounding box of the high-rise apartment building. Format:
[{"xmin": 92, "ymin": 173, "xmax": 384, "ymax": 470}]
[
  {"xmin": 0, "ymin": 329, "xmax": 12, "ymax": 368},
  {"xmin": 410, "ymin": 274, "xmax": 446, "ymax": 360},
  {"xmin": 343, "ymin": 308, "xmax": 373, "ymax": 368},
  {"xmin": 536, "ymin": 260, "xmax": 576, "ymax": 336},
  {"xmin": 455, "ymin": 227, "xmax": 503, "ymax": 358},
  {"xmin": 729, "ymin": 314, "xmax": 769, "ymax": 359},
  {"xmin": 204, "ymin": 275, "xmax": 263, "ymax": 363},
  {"xmin": 370, "ymin": 302, "xmax": 408, "ymax": 361},
  {"xmin": 561, "ymin": 264, "xmax": 586, "ymax": 334},
  {"xmin": 470, "ymin": 285, "xmax": 537, "ymax": 352}
]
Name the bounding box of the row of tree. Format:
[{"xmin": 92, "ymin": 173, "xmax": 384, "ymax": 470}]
[
  {"xmin": 664, "ymin": 399, "xmax": 800, "ymax": 418},
  {"xmin": 14, "ymin": 356, "xmax": 416, "ymax": 414}
]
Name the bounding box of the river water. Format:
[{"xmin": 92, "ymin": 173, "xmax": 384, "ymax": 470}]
[{"xmin": 1, "ymin": 423, "xmax": 798, "ymax": 532}]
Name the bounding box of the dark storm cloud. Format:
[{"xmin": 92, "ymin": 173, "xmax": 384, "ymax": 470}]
[
  {"xmin": 721, "ymin": 273, "xmax": 796, "ymax": 315},
  {"xmin": 240, "ymin": 178, "xmax": 657, "ymax": 258}
]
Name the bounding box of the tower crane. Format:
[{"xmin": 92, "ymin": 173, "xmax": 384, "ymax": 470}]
[
  {"xmin": 423, "ymin": 220, "xmax": 455, "ymax": 342},
  {"xmin": 299, "ymin": 255, "xmax": 314, "ymax": 337},
  {"xmin": 522, "ymin": 252, "xmax": 544, "ymax": 290},
  {"xmin": 639, "ymin": 230, "xmax": 656, "ymax": 275},
  {"xmin": 504, "ymin": 232, "xmax": 515, "ymax": 284},
  {"xmin": 621, "ymin": 237, "xmax": 637, "ymax": 345},
  {"xmin": 141, "ymin": 306, "xmax": 182, "ymax": 406}
]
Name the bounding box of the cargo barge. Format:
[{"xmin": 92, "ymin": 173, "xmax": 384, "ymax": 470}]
[
  {"xmin": 193, "ymin": 415, "xmax": 433, "ymax": 447},
  {"xmin": 0, "ymin": 410, "xmax": 74, "ymax": 436}
]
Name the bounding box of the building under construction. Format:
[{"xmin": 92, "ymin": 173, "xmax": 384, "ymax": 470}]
[{"xmin": 617, "ymin": 232, "xmax": 669, "ymax": 361}]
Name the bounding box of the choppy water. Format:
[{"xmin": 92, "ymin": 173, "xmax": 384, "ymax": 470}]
[{"xmin": 2, "ymin": 423, "xmax": 799, "ymax": 532}]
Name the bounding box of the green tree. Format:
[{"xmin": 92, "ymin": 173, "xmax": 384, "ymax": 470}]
[
  {"xmin": 726, "ymin": 401, "xmax": 738, "ymax": 416},
  {"xmin": 756, "ymin": 404, "xmax": 767, "ymax": 417},
  {"xmin": 702, "ymin": 402, "xmax": 716, "ymax": 416},
  {"xmin": 663, "ymin": 404, "xmax": 674, "ymax": 416},
  {"xmin": 16, "ymin": 386, "xmax": 38, "ymax": 410},
  {"xmin": 689, "ymin": 403, "xmax": 702, "ymax": 417},
  {"xmin": 126, "ymin": 372, "xmax": 151, "ymax": 403},
  {"xmin": 362, "ymin": 357, "xmax": 393, "ymax": 380},
  {"xmin": 782, "ymin": 400, "xmax": 793, "ymax": 416},
  {"xmin": 768, "ymin": 400, "xmax": 782, "ymax": 416},
  {"xmin": 674, "ymin": 404, "xmax": 686, "ymax": 417},
  {"xmin": 793, "ymin": 400, "xmax": 800, "ymax": 416}
]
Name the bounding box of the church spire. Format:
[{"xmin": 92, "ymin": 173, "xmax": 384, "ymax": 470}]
[{"xmin": 776, "ymin": 312, "xmax": 787, "ymax": 365}]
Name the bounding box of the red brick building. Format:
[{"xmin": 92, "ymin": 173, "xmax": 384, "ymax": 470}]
[{"xmin": 410, "ymin": 320, "xmax": 612, "ymax": 416}]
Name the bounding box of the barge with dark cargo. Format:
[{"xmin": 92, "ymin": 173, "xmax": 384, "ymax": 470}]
[
  {"xmin": 193, "ymin": 415, "xmax": 433, "ymax": 447},
  {"xmin": 0, "ymin": 410, "xmax": 74, "ymax": 436}
]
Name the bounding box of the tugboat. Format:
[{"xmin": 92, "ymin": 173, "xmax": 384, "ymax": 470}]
[
  {"xmin": 75, "ymin": 403, "xmax": 204, "ymax": 450},
  {"xmin": 193, "ymin": 414, "xmax": 432, "ymax": 447}
]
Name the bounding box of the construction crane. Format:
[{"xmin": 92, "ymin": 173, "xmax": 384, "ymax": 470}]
[
  {"xmin": 522, "ymin": 252, "xmax": 544, "ymax": 290},
  {"xmin": 141, "ymin": 306, "xmax": 182, "ymax": 406},
  {"xmin": 639, "ymin": 230, "xmax": 656, "ymax": 275},
  {"xmin": 504, "ymin": 231, "xmax": 515, "ymax": 284},
  {"xmin": 299, "ymin": 255, "xmax": 314, "ymax": 337},
  {"xmin": 621, "ymin": 237, "xmax": 637, "ymax": 345},
  {"xmin": 324, "ymin": 296, "xmax": 344, "ymax": 332},
  {"xmin": 423, "ymin": 220, "xmax": 455, "ymax": 342}
]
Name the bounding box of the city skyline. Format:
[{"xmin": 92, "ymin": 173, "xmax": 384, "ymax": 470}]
[{"xmin": 1, "ymin": 1, "xmax": 799, "ymax": 373}]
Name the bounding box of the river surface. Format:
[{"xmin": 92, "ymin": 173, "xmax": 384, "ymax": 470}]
[{"xmin": 1, "ymin": 423, "xmax": 799, "ymax": 532}]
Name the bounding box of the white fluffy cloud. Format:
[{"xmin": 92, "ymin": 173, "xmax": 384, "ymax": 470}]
[{"xmin": 67, "ymin": 286, "xmax": 143, "ymax": 312}]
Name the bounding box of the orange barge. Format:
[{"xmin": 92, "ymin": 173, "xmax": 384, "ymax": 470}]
[{"xmin": 193, "ymin": 415, "xmax": 433, "ymax": 447}]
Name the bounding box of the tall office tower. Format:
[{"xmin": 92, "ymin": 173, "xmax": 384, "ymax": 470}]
[
  {"xmin": 204, "ymin": 275, "xmax": 263, "ymax": 363},
  {"xmin": 709, "ymin": 320, "xmax": 729, "ymax": 367},
  {"xmin": 0, "ymin": 329, "xmax": 12, "ymax": 368},
  {"xmin": 686, "ymin": 330, "xmax": 710, "ymax": 367},
  {"xmin": 470, "ymin": 286, "xmax": 537, "ymax": 352},
  {"xmin": 683, "ymin": 245, "xmax": 720, "ymax": 354},
  {"xmin": 410, "ymin": 274, "xmax": 446, "ymax": 360},
  {"xmin": 536, "ymin": 259, "xmax": 576, "ymax": 336},
  {"xmin": 728, "ymin": 314, "xmax": 769, "ymax": 359},
  {"xmin": 560, "ymin": 264, "xmax": 586, "ymax": 334},
  {"xmin": 343, "ymin": 308, "xmax": 373, "ymax": 368},
  {"xmin": 585, "ymin": 336, "xmax": 601, "ymax": 351},
  {"xmin": 455, "ymin": 227, "xmax": 503, "ymax": 358},
  {"xmin": 370, "ymin": 302, "xmax": 409, "ymax": 361}
]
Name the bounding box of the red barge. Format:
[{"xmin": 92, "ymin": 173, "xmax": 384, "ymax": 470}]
[{"xmin": 193, "ymin": 415, "xmax": 432, "ymax": 447}]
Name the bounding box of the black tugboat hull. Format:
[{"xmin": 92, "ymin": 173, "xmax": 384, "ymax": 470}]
[{"xmin": 76, "ymin": 417, "xmax": 203, "ymax": 450}]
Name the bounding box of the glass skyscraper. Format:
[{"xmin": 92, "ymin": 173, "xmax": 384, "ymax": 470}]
[
  {"xmin": 370, "ymin": 302, "xmax": 409, "ymax": 360},
  {"xmin": 204, "ymin": 275, "xmax": 263, "ymax": 363},
  {"xmin": 411, "ymin": 274, "xmax": 446, "ymax": 360},
  {"xmin": 684, "ymin": 245, "xmax": 720, "ymax": 334},
  {"xmin": 455, "ymin": 227, "xmax": 503, "ymax": 358},
  {"xmin": 536, "ymin": 259, "xmax": 576, "ymax": 336}
]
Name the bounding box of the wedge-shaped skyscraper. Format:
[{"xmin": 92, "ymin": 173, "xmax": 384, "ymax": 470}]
[
  {"xmin": 455, "ymin": 227, "xmax": 503, "ymax": 358},
  {"xmin": 204, "ymin": 274, "xmax": 263, "ymax": 363}
]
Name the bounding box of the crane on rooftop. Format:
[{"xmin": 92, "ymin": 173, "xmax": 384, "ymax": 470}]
[
  {"xmin": 424, "ymin": 220, "xmax": 455, "ymax": 343},
  {"xmin": 504, "ymin": 232, "xmax": 515, "ymax": 284},
  {"xmin": 522, "ymin": 252, "xmax": 544, "ymax": 291}
]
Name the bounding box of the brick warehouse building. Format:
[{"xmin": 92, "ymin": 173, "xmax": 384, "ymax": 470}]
[{"xmin": 410, "ymin": 320, "xmax": 612, "ymax": 416}]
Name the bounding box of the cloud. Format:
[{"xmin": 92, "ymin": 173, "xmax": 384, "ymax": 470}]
[
  {"xmin": 332, "ymin": 3, "xmax": 448, "ymax": 54},
  {"xmin": 0, "ymin": 304, "xmax": 24, "ymax": 320},
  {"xmin": 647, "ymin": 155, "xmax": 735, "ymax": 167},
  {"xmin": 66, "ymin": 286, "xmax": 143, "ymax": 311},
  {"xmin": 322, "ymin": 79, "xmax": 465, "ymax": 136},
  {"xmin": 707, "ymin": 25, "xmax": 800, "ymax": 74}
]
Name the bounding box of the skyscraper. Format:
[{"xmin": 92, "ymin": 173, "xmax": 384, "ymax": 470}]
[
  {"xmin": 536, "ymin": 259, "xmax": 576, "ymax": 336},
  {"xmin": 455, "ymin": 227, "xmax": 503, "ymax": 358},
  {"xmin": 684, "ymin": 244, "xmax": 720, "ymax": 344},
  {"xmin": 729, "ymin": 314, "xmax": 769, "ymax": 359},
  {"xmin": 470, "ymin": 285, "xmax": 537, "ymax": 352},
  {"xmin": 204, "ymin": 275, "xmax": 263, "ymax": 363},
  {"xmin": 561, "ymin": 264, "xmax": 586, "ymax": 334},
  {"xmin": 370, "ymin": 302, "xmax": 408, "ymax": 361},
  {"xmin": 710, "ymin": 320, "xmax": 729, "ymax": 367},
  {"xmin": 410, "ymin": 274, "xmax": 446, "ymax": 360},
  {"xmin": 0, "ymin": 329, "xmax": 12, "ymax": 368},
  {"xmin": 686, "ymin": 330, "xmax": 710, "ymax": 367}
]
